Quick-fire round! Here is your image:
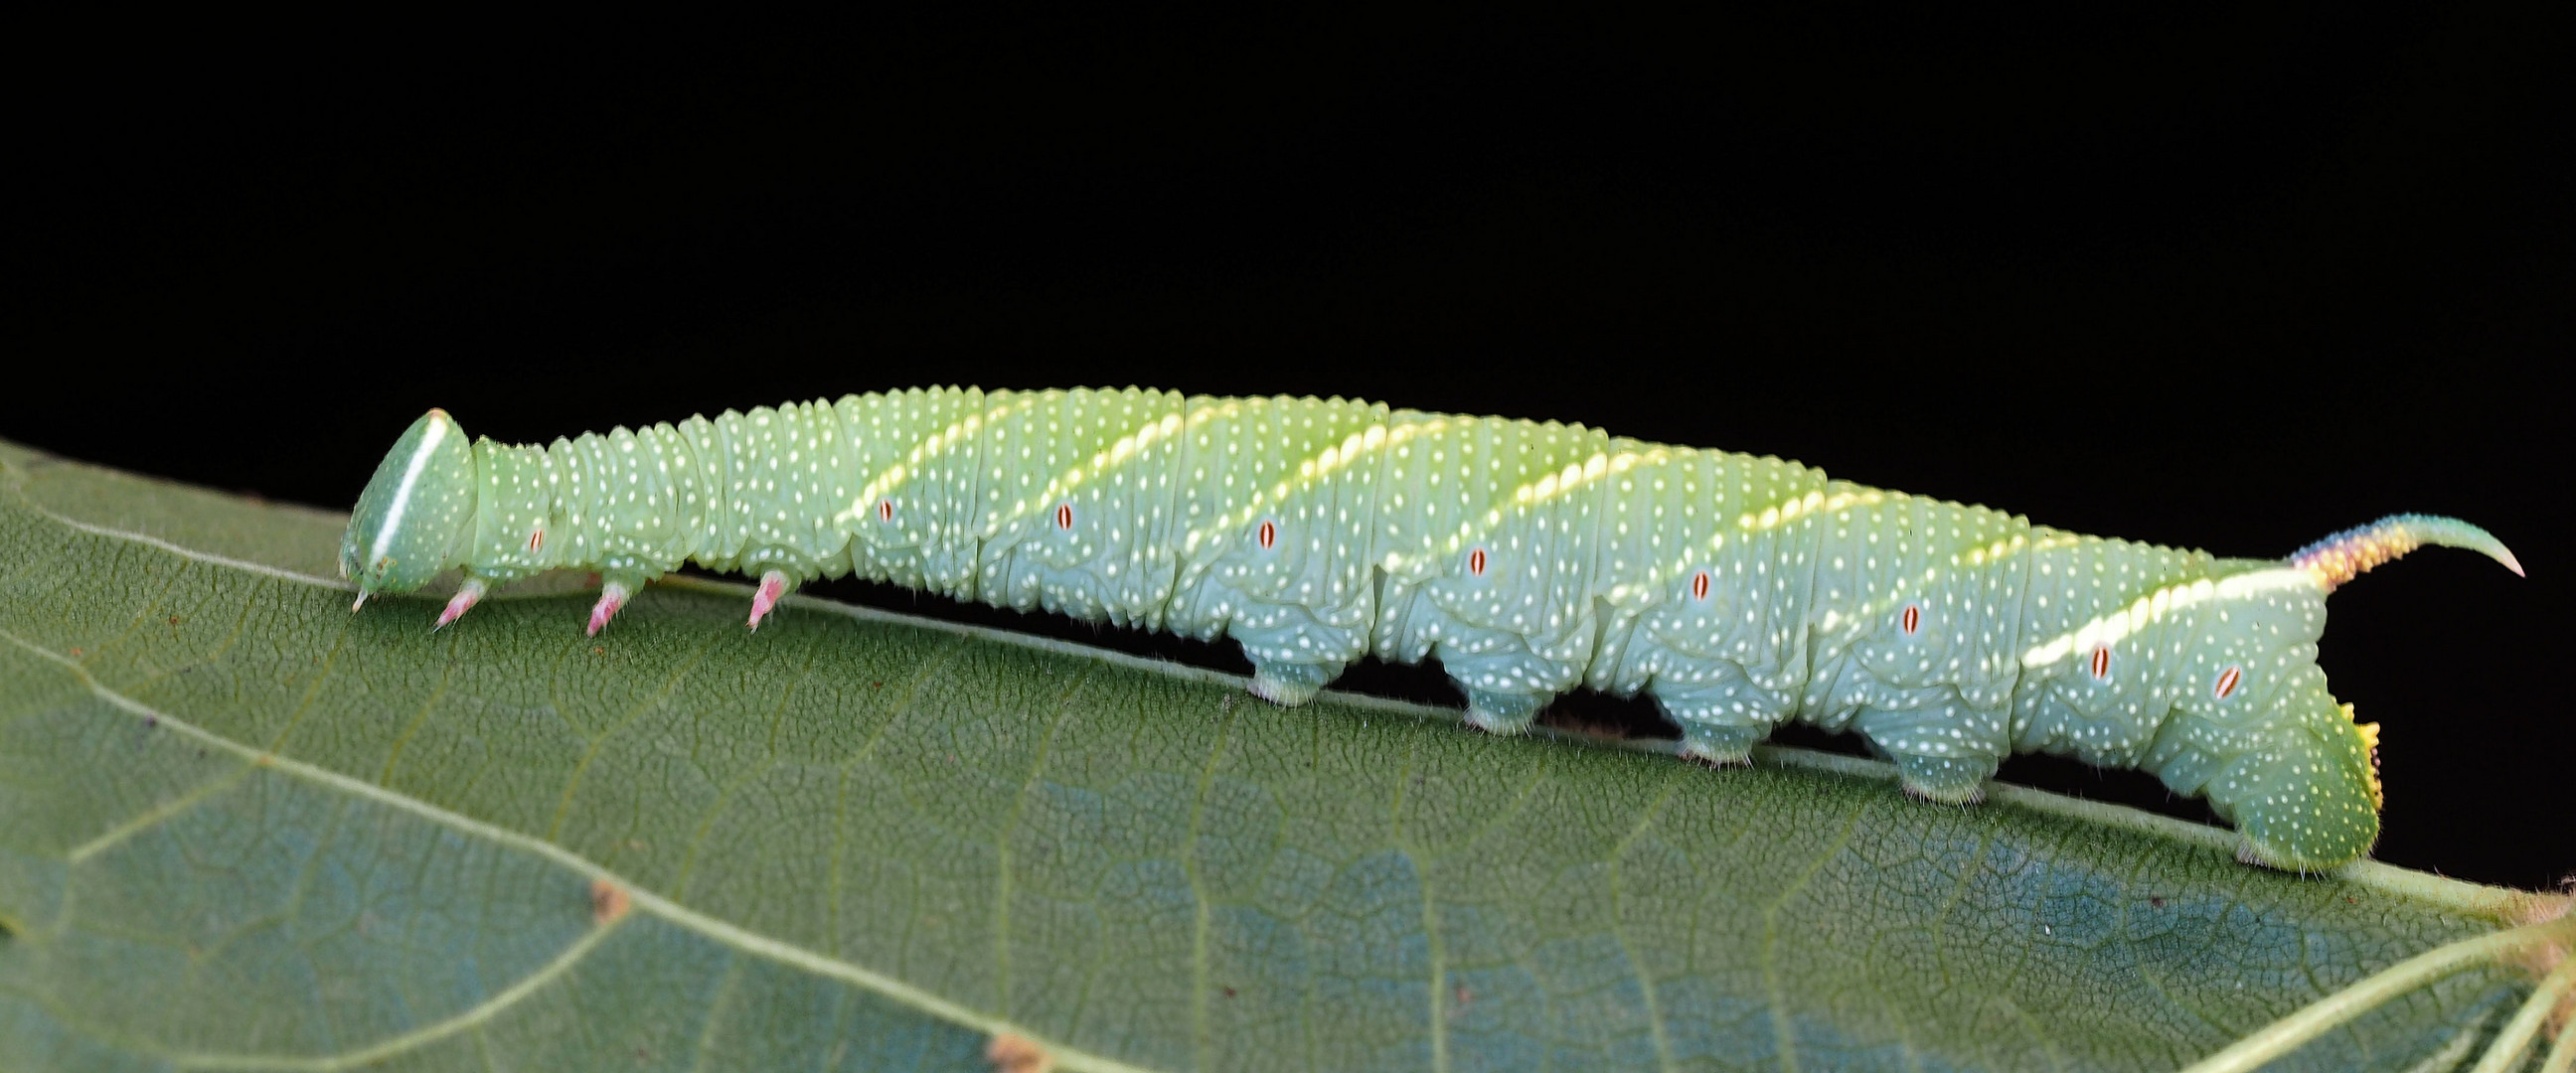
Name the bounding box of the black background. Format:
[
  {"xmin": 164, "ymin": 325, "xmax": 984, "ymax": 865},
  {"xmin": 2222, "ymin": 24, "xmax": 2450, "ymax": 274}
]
[{"xmin": 10, "ymin": 12, "xmax": 2569, "ymax": 889}]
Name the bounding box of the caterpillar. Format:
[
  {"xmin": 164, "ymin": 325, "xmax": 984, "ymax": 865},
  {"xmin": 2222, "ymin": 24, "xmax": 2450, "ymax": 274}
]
[{"xmin": 340, "ymin": 387, "xmax": 2521, "ymax": 871}]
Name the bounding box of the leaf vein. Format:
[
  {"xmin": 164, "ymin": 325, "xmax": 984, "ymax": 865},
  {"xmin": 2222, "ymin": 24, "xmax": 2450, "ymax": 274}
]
[{"xmin": 63, "ymin": 765, "xmax": 255, "ymax": 863}]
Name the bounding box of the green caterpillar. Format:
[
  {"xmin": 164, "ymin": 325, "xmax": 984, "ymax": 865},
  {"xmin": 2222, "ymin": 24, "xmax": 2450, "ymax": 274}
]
[{"xmin": 341, "ymin": 387, "xmax": 2521, "ymax": 871}]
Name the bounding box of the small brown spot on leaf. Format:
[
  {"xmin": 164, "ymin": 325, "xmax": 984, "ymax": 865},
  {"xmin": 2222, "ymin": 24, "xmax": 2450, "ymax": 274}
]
[
  {"xmin": 2149, "ymin": 897, "xmax": 2166, "ymax": 908},
  {"xmin": 68, "ymin": 648, "xmax": 82, "ymax": 658},
  {"xmin": 167, "ymin": 616, "xmax": 182, "ymax": 625},
  {"xmin": 985, "ymin": 1032, "xmax": 1052, "ymax": 1073},
  {"xmin": 592, "ymin": 646, "xmax": 606, "ymax": 655},
  {"xmin": 590, "ymin": 878, "xmax": 631, "ymax": 925},
  {"xmin": 1220, "ymin": 986, "xmax": 1236, "ymax": 998}
]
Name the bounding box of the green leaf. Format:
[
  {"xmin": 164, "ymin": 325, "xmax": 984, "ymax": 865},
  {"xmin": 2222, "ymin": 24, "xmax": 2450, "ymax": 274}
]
[{"xmin": 0, "ymin": 438, "xmax": 2551, "ymax": 1072}]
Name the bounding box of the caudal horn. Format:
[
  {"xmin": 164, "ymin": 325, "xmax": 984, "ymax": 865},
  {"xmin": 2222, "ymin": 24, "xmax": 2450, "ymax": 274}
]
[{"xmin": 2291, "ymin": 514, "xmax": 2524, "ymax": 593}]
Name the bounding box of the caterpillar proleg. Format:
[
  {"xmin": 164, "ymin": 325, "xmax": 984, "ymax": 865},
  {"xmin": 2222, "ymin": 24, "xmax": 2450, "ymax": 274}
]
[{"xmin": 341, "ymin": 387, "xmax": 2523, "ymax": 871}]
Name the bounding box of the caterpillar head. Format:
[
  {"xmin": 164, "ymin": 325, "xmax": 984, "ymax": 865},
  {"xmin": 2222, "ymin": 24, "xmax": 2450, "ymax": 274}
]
[{"xmin": 341, "ymin": 409, "xmax": 478, "ymax": 604}]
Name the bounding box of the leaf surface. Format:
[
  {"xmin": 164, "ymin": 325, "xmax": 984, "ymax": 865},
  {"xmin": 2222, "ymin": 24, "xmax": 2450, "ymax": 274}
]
[{"xmin": 0, "ymin": 439, "xmax": 2542, "ymax": 1072}]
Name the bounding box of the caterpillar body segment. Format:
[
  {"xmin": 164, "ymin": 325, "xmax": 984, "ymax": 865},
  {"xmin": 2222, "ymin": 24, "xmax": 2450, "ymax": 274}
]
[
  {"xmin": 1168, "ymin": 393, "xmax": 1389, "ymax": 703},
  {"xmin": 1371, "ymin": 411, "xmax": 1617, "ymax": 730},
  {"xmin": 341, "ymin": 387, "xmax": 2524, "ymax": 871}
]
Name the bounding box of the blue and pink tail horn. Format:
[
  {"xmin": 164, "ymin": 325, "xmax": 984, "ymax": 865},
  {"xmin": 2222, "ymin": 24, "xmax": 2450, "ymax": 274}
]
[{"xmin": 2292, "ymin": 514, "xmax": 2524, "ymax": 592}]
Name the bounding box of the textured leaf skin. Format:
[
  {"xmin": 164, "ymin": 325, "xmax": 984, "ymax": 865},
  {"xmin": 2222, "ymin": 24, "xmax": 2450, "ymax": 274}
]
[{"xmin": 0, "ymin": 438, "xmax": 2540, "ymax": 1072}]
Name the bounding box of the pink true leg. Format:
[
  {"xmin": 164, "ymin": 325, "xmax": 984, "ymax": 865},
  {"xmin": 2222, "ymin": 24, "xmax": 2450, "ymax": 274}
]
[
  {"xmin": 748, "ymin": 570, "xmax": 792, "ymax": 631},
  {"xmin": 433, "ymin": 577, "xmax": 488, "ymax": 630},
  {"xmin": 586, "ymin": 580, "xmax": 632, "ymax": 637}
]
